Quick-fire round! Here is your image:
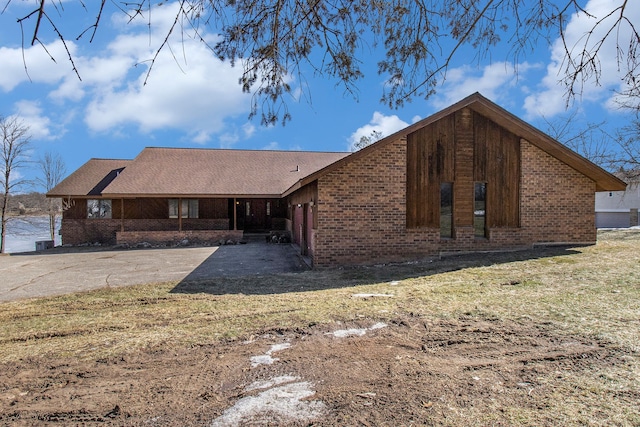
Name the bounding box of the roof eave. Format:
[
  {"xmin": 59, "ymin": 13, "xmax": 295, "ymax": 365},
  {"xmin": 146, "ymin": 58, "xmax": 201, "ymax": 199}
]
[
  {"xmin": 100, "ymin": 193, "xmax": 284, "ymax": 199},
  {"xmin": 465, "ymin": 98, "xmax": 627, "ymax": 192}
]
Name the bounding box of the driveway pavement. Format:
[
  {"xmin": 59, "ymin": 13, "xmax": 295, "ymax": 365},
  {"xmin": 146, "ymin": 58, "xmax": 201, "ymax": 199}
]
[{"xmin": 0, "ymin": 241, "xmax": 306, "ymax": 302}]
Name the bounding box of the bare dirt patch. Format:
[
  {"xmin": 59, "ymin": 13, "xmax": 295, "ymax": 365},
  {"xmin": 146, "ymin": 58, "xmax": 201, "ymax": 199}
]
[{"xmin": 1, "ymin": 315, "xmax": 636, "ymax": 426}]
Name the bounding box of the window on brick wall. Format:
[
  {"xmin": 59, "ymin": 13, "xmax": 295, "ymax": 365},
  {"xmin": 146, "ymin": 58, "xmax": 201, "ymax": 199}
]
[
  {"xmin": 169, "ymin": 199, "xmax": 199, "ymax": 218},
  {"xmin": 87, "ymin": 199, "xmax": 112, "ymax": 219},
  {"xmin": 440, "ymin": 183, "xmax": 453, "ymax": 238},
  {"xmin": 474, "ymin": 182, "xmax": 487, "ymax": 238}
]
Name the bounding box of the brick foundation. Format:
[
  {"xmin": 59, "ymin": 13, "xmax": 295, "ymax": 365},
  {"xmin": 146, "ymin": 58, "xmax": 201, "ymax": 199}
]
[
  {"xmin": 60, "ymin": 218, "xmax": 232, "ymax": 245},
  {"xmin": 116, "ymin": 230, "xmax": 243, "ymax": 246}
]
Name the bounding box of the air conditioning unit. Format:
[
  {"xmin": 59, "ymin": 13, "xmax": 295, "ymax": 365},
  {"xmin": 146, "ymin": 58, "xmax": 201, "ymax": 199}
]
[{"xmin": 35, "ymin": 240, "xmax": 54, "ymax": 251}]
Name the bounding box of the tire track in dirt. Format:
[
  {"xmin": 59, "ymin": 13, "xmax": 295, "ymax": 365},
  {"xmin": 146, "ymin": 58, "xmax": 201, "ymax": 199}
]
[{"xmin": 0, "ymin": 316, "xmax": 636, "ymax": 426}]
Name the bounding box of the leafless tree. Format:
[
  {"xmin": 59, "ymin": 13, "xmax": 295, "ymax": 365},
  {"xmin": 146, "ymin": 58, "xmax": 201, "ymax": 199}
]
[
  {"xmin": 36, "ymin": 151, "xmax": 66, "ymax": 241},
  {"xmin": 4, "ymin": 1, "xmax": 639, "ymax": 124},
  {"xmin": 0, "ymin": 115, "xmax": 32, "ymax": 253},
  {"xmin": 542, "ymin": 111, "xmax": 613, "ymax": 166},
  {"xmin": 352, "ymin": 130, "xmax": 384, "ymax": 152},
  {"xmin": 544, "ymin": 111, "xmax": 640, "ymax": 179},
  {"xmin": 612, "ymin": 120, "xmax": 640, "ymax": 179}
]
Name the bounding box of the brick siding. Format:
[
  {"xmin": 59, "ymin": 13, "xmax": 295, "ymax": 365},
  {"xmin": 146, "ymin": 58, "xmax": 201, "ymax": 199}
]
[
  {"xmin": 60, "ymin": 218, "xmax": 230, "ymax": 245},
  {"xmin": 311, "ymin": 137, "xmax": 597, "ymax": 266},
  {"xmin": 116, "ymin": 230, "xmax": 243, "ymax": 246},
  {"xmin": 61, "ymin": 219, "xmax": 121, "ymax": 245},
  {"xmin": 520, "ymin": 139, "xmax": 596, "ymax": 243}
]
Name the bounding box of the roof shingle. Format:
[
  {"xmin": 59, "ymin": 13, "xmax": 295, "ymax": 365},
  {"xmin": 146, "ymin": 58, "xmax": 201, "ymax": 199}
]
[
  {"xmin": 47, "ymin": 159, "xmax": 131, "ymax": 197},
  {"xmin": 50, "ymin": 148, "xmax": 349, "ymax": 198}
]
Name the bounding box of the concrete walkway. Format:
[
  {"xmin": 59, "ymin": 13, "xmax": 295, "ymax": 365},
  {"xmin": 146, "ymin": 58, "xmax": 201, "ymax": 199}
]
[{"xmin": 0, "ymin": 241, "xmax": 305, "ymax": 303}]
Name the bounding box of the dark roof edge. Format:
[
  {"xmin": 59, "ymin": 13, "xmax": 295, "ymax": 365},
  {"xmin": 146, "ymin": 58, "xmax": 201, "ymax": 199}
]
[
  {"xmin": 289, "ymin": 92, "xmax": 626, "ymax": 193},
  {"xmin": 100, "ymin": 193, "xmax": 283, "ymax": 199}
]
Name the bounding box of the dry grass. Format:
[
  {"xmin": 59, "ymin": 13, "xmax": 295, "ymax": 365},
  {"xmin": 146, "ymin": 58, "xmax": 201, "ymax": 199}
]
[
  {"xmin": 1, "ymin": 230, "xmax": 639, "ymax": 426},
  {"xmin": 1, "ymin": 230, "xmax": 638, "ymax": 365}
]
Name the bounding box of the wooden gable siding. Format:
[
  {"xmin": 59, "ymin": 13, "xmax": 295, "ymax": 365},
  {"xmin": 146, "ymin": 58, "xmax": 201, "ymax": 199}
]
[
  {"xmin": 473, "ymin": 112, "xmax": 520, "ymax": 227},
  {"xmin": 406, "ymin": 114, "xmax": 455, "ymax": 228},
  {"xmin": 407, "ymin": 108, "xmax": 520, "ymax": 229}
]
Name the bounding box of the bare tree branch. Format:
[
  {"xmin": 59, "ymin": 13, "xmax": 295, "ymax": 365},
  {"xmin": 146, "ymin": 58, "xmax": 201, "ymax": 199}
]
[
  {"xmin": 36, "ymin": 152, "xmax": 66, "ymax": 241},
  {"xmin": 0, "ymin": 115, "xmax": 32, "ymax": 253},
  {"xmin": 4, "ymin": 0, "xmax": 640, "ymax": 123}
]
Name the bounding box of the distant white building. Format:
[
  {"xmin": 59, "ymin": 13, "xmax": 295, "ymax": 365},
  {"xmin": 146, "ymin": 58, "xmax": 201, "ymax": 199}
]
[{"xmin": 595, "ymin": 178, "xmax": 639, "ymax": 228}]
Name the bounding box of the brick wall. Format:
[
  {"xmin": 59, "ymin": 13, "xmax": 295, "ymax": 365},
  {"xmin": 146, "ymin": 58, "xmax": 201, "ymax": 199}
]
[
  {"xmin": 520, "ymin": 139, "xmax": 596, "ymax": 243},
  {"xmin": 314, "ymin": 139, "xmax": 424, "ymax": 266},
  {"xmin": 61, "ymin": 218, "xmax": 230, "ymax": 245},
  {"xmin": 61, "ymin": 219, "xmax": 121, "ymax": 245},
  {"xmin": 311, "ymin": 137, "xmax": 598, "ymax": 267},
  {"xmin": 116, "ymin": 230, "xmax": 243, "ymax": 246}
]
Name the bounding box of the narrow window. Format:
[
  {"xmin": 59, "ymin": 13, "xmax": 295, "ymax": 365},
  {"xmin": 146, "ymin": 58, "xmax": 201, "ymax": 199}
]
[
  {"xmin": 474, "ymin": 182, "xmax": 487, "ymax": 238},
  {"xmin": 266, "ymin": 201, "xmax": 271, "ymax": 216},
  {"xmin": 246, "ymin": 202, "xmax": 251, "ymax": 217},
  {"xmin": 181, "ymin": 199, "xmax": 189, "ymax": 218},
  {"xmin": 87, "ymin": 199, "xmax": 112, "ymax": 219},
  {"xmin": 188, "ymin": 199, "xmax": 198, "ymax": 218},
  {"xmin": 168, "ymin": 199, "xmax": 179, "ymax": 218},
  {"xmin": 440, "ymin": 183, "xmax": 453, "ymax": 238}
]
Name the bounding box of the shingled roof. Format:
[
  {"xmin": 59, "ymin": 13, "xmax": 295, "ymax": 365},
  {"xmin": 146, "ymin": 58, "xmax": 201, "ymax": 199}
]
[
  {"xmin": 49, "ymin": 93, "xmax": 625, "ymax": 199},
  {"xmin": 49, "ymin": 148, "xmax": 349, "ymax": 198},
  {"xmin": 47, "ymin": 159, "xmax": 131, "ymax": 197}
]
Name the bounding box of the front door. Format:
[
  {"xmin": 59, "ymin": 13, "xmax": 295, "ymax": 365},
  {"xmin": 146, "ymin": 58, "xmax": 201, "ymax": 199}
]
[{"xmin": 239, "ymin": 199, "xmax": 268, "ymax": 231}]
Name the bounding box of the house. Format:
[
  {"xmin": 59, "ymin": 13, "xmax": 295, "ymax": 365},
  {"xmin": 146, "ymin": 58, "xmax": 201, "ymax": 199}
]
[
  {"xmin": 48, "ymin": 93, "xmax": 626, "ymax": 266},
  {"xmin": 595, "ymin": 173, "xmax": 639, "ymax": 228}
]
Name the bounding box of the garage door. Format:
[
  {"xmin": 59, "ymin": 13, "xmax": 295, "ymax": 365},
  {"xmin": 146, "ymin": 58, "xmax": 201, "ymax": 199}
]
[{"xmin": 596, "ymin": 212, "xmax": 629, "ymax": 228}]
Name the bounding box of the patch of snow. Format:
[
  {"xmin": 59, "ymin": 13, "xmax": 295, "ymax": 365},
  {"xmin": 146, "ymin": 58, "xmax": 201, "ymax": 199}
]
[
  {"xmin": 210, "ymin": 379, "xmax": 326, "ymax": 427},
  {"xmin": 249, "ymin": 355, "xmax": 277, "ymax": 367},
  {"xmin": 327, "ymin": 322, "xmax": 388, "ymax": 338},
  {"xmin": 389, "ymin": 281, "xmax": 399, "ymax": 286},
  {"xmin": 330, "ymin": 328, "xmax": 368, "ymax": 338},
  {"xmin": 369, "ymin": 322, "xmax": 387, "ymax": 330},
  {"xmin": 244, "ymin": 375, "xmax": 298, "ymax": 392},
  {"xmin": 351, "ymin": 293, "xmax": 394, "ymax": 298},
  {"xmin": 250, "ymin": 343, "xmax": 292, "ymax": 367},
  {"xmin": 268, "ymin": 343, "xmax": 292, "ymax": 353}
]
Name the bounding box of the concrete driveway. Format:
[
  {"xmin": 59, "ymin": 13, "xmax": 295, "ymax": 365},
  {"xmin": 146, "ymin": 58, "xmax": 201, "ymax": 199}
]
[{"xmin": 0, "ymin": 241, "xmax": 306, "ymax": 302}]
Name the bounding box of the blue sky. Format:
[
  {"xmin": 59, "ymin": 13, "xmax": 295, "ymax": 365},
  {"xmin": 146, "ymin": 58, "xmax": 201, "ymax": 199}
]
[{"xmin": 0, "ymin": 0, "xmax": 637, "ymax": 187}]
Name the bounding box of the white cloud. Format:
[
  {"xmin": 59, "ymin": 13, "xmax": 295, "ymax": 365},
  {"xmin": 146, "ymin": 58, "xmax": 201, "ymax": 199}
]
[
  {"xmin": 348, "ymin": 112, "xmax": 409, "ymax": 151},
  {"xmin": 1, "ymin": 1, "xmax": 255, "ymax": 145},
  {"xmin": 243, "ymin": 123, "xmax": 256, "ymax": 139},
  {"xmin": 432, "ymin": 62, "xmax": 537, "ymax": 109},
  {"xmin": 524, "ymin": 0, "xmax": 640, "ymax": 118},
  {"xmin": 11, "ymin": 100, "xmax": 70, "ymax": 141},
  {"xmin": 263, "ymin": 141, "xmax": 280, "ymax": 150},
  {"xmin": 82, "ymin": 13, "xmax": 251, "ymax": 142},
  {"xmin": 0, "ymin": 41, "xmax": 73, "ymax": 91}
]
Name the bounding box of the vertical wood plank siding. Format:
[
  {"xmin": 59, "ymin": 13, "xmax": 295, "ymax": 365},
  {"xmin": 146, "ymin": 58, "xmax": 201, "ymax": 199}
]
[{"xmin": 407, "ymin": 109, "xmax": 520, "ymax": 229}]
